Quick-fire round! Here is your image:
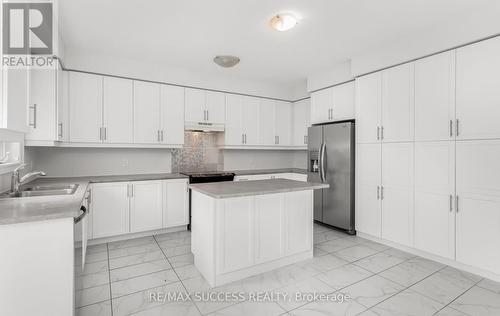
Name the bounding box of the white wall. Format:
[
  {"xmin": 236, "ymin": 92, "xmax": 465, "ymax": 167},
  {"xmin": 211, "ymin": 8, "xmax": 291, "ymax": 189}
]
[
  {"xmin": 29, "ymin": 147, "xmax": 172, "ymax": 177},
  {"xmin": 307, "ymin": 60, "xmax": 353, "ymax": 92},
  {"xmin": 222, "ymin": 150, "xmax": 304, "ymax": 171}
]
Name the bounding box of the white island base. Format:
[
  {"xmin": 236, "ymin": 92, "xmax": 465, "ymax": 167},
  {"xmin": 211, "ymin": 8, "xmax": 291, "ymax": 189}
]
[{"xmin": 191, "ymin": 189, "xmax": 314, "ymax": 287}]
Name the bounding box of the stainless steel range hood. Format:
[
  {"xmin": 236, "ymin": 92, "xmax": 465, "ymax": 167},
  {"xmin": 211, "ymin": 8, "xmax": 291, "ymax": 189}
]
[{"xmin": 185, "ymin": 121, "xmax": 225, "ymax": 132}]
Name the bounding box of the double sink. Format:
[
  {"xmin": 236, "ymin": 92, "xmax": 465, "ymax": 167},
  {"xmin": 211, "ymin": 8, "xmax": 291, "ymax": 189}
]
[{"xmin": 0, "ymin": 184, "xmax": 79, "ymax": 199}]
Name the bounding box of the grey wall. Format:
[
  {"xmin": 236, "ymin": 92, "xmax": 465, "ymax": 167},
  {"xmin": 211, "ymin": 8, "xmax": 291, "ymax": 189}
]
[{"xmin": 29, "ymin": 147, "xmax": 172, "ymax": 177}]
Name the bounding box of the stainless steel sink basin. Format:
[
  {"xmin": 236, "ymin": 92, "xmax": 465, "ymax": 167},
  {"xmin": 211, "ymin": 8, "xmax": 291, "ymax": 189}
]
[{"xmin": 0, "ymin": 184, "xmax": 79, "ymax": 199}]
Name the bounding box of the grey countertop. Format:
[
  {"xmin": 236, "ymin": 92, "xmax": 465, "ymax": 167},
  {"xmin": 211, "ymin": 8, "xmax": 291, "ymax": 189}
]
[
  {"xmin": 189, "ymin": 178, "xmax": 328, "ymax": 199},
  {"xmin": 40, "ymin": 173, "xmax": 188, "ymax": 183},
  {"xmin": 230, "ymin": 168, "xmax": 307, "ymax": 176}
]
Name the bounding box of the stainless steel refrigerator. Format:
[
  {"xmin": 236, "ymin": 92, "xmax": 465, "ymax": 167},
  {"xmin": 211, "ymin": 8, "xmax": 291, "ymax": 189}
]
[{"xmin": 308, "ymin": 121, "xmax": 355, "ymax": 234}]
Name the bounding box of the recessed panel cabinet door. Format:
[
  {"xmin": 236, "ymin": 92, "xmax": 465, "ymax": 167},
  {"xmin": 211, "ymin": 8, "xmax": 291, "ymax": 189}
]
[
  {"xmin": 285, "ymin": 190, "xmax": 312, "ymax": 255},
  {"xmin": 163, "ymin": 180, "xmax": 188, "ymax": 228},
  {"xmin": 332, "ymin": 81, "xmax": 355, "ymax": 121},
  {"xmin": 456, "ymin": 36, "xmax": 500, "ymax": 140},
  {"xmin": 225, "ymin": 94, "xmax": 244, "ymax": 145},
  {"xmin": 69, "ymin": 72, "xmax": 103, "ymax": 143},
  {"xmin": 382, "ymin": 63, "xmax": 415, "ymax": 142},
  {"xmin": 355, "ymin": 143, "xmax": 382, "ymax": 237},
  {"xmin": 92, "ymin": 183, "xmax": 129, "ymax": 239},
  {"xmin": 456, "ymin": 140, "xmax": 500, "ymax": 274},
  {"xmin": 255, "ymin": 193, "xmax": 284, "ymax": 264},
  {"xmin": 206, "ymin": 91, "xmax": 225, "ymax": 124},
  {"xmin": 217, "ymin": 197, "xmax": 254, "ymax": 274},
  {"xmin": 133, "ymin": 81, "xmax": 160, "ymax": 144},
  {"xmin": 160, "ymin": 85, "xmax": 185, "ymax": 145},
  {"xmin": 275, "ymin": 100, "xmax": 292, "ymax": 146},
  {"xmin": 130, "ymin": 181, "xmax": 163, "ymax": 233},
  {"xmin": 415, "ymin": 51, "xmax": 456, "ymax": 141},
  {"xmin": 185, "ymin": 88, "xmax": 205, "ymax": 123},
  {"xmin": 381, "ymin": 142, "xmax": 414, "ymax": 247},
  {"xmin": 311, "ymin": 88, "xmax": 333, "ymax": 124},
  {"xmin": 103, "ymin": 77, "xmax": 133, "ymax": 143},
  {"xmin": 259, "ymin": 99, "xmax": 276, "ymax": 145},
  {"xmin": 355, "ymin": 73, "xmax": 381, "ymax": 143},
  {"xmin": 27, "ymin": 67, "xmax": 57, "ymax": 141},
  {"xmin": 292, "ymin": 99, "xmax": 310, "ymax": 146},
  {"xmin": 242, "ymin": 96, "xmax": 260, "ymax": 145},
  {"xmin": 414, "ymin": 142, "xmax": 455, "ymax": 259}
]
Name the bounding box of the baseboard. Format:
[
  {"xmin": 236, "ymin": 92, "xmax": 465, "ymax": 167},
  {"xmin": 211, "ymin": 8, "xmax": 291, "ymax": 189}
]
[{"xmin": 357, "ymin": 232, "xmax": 500, "ymax": 282}]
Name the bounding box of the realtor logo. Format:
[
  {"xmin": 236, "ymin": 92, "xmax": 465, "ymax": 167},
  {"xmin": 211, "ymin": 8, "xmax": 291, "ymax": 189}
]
[{"xmin": 2, "ymin": 2, "xmax": 53, "ymax": 55}]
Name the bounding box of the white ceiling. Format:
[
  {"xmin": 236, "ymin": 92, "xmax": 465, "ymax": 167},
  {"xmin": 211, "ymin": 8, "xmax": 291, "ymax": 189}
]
[{"xmin": 60, "ymin": 0, "xmax": 500, "ymax": 86}]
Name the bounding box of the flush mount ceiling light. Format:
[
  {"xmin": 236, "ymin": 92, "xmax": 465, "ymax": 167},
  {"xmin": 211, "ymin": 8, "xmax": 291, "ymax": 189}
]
[
  {"xmin": 269, "ymin": 13, "xmax": 298, "ymax": 32},
  {"xmin": 213, "ymin": 55, "xmax": 240, "ymax": 68}
]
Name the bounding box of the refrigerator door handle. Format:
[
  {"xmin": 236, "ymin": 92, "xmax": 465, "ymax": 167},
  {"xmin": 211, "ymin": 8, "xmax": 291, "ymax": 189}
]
[
  {"xmin": 318, "ymin": 143, "xmax": 324, "ymax": 182},
  {"xmin": 320, "ymin": 142, "xmax": 327, "ymax": 182}
]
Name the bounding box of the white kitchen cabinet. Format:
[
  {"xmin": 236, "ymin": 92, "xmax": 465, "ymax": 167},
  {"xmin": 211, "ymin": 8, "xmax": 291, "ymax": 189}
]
[
  {"xmin": 456, "ymin": 140, "xmax": 500, "ymax": 274},
  {"xmin": 225, "ymin": 95, "xmax": 260, "ymax": 146},
  {"xmin": 134, "ymin": 81, "xmax": 160, "ymax": 144},
  {"xmin": 356, "ymin": 73, "xmax": 382, "ymax": 143},
  {"xmin": 381, "ymin": 142, "xmax": 414, "ymax": 247},
  {"xmin": 160, "ymin": 85, "xmax": 185, "ymax": 145},
  {"xmin": 331, "ymin": 81, "xmax": 355, "ymax": 121},
  {"xmin": 242, "ymin": 96, "xmax": 260, "ymax": 145},
  {"xmin": 275, "ymin": 100, "xmax": 292, "ymax": 146},
  {"xmin": 456, "ymin": 36, "xmax": 500, "ymax": 140},
  {"xmin": 69, "ymin": 72, "xmax": 103, "ymax": 143},
  {"xmin": 311, "ymin": 87, "xmax": 333, "ymax": 124},
  {"xmin": 355, "ymin": 143, "xmax": 382, "ymax": 237},
  {"xmin": 259, "ymin": 99, "xmax": 276, "ymax": 145},
  {"xmin": 217, "ymin": 196, "xmax": 255, "ymax": 273},
  {"xmin": 185, "ymin": 88, "xmax": 225, "ymax": 125},
  {"xmin": 414, "ymin": 142, "xmax": 455, "ymax": 259},
  {"xmin": 1, "ymin": 68, "xmax": 29, "ymax": 132},
  {"xmin": 60, "ymin": 70, "xmax": 70, "ymax": 142},
  {"xmin": 163, "ymin": 179, "xmax": 189, "ymax": 228},
  {"xmin": 292, "ymin": 99, "xmax": 310, "ymax": 146},
  {"xmin": 285, "ymin": 190, "xmax": 313, "ymax": 255},
  {"xmin": 91, "ymin": 182, "xmax": 130, "ymax": 239},
  {"xmin": 415, "ymin": 51, "xmax": 456, "ymax": 141},
  {"xmin": 103, "ymin": 77, "xmax": 133, "ymax": 143},
  {"xmin": 255, "ymin": 193, "xmax": 284, "ymax": 263},
  {"xmin": 381, "ymin": 63, "xmax": 415, "ymax": 142},
  {"xmin": 130, "ymin": 181, "xmax": 163, "ymax": 233}
]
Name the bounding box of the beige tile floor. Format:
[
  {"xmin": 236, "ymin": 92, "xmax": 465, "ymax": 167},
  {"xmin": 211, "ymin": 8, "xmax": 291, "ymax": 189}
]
[{"xmin": 74, "ymin": 224, "xmax": 500, "ymax": 316}]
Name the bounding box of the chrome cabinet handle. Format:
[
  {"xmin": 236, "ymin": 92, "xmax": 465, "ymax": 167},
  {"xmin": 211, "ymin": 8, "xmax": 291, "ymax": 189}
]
[
  {"xmin": 381, "ymin": 186, "xmax": 384, "ymax": 200},
  {"xmin": 449, "ymin": 194, "xmax": 453, "ymax": 212},
  {"xmin": 377, "ymin": 126, "xmax": 380, "ymax": 140},
  {"xmin": 456, "ymin": 195, "xmax": 459, "ymax": 213},
  {"xmin": 242, "ymin": 134, "xmax": 244, "ymax": 144},
  {"xmin": 245, "ymin": 134, "xmax": 247, "ymax": 144},
  {"xmin": 29, "ymin": 104, "xmax": 37, "ymax": 128},
  {"xmin": 277, "ymin": 136, "xmax": 280, "ymax": 144},
  {"xmin": 206, "ymin": 110, "xmax": 209, "ymax": 121},
  {"xmin": 99, "ymin": 127, "xmax": 102, "ymax": 141},
  {"xmin": 58, "ymin": 123, "xmax": 63, "ymax": 138},
  {"xmin": 377, "ymin": 186, "xmax": 380, "ymax": 200},
  {"xmin": 450, "ymin": 120, "xmax": 453, "ymax": 137},
  {"xmin": 161, "ymin": 130, "xmax": 164, "ymax": 142},
  {"xmin": 104, "ymin": 127, "xmax": 107, "ymax": 141},
  {"xmin": 381, "ymin": 126, "xmax": 384, "ymax": 140},
  {"xmin": 456, "ymin": 119, "xmax": 459, "ymax": 137}
]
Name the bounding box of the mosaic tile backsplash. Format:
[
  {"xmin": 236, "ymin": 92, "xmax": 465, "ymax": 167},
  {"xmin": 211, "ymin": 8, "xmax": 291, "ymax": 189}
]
[{"xmin": 171, "ymin": 132, "xmax": 223, "ymax": 172}]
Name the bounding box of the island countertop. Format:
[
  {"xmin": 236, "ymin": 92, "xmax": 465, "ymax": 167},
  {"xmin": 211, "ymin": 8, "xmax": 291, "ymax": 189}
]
[{"xmin": 189, "ymin": 178, "xmax": 329, "ymax": 199}]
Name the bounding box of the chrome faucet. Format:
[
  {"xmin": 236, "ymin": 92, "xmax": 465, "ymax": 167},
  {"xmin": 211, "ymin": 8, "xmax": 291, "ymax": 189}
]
[{"xmin": 11, "ymin": 164, "xmax": 46, "ymax": 195}]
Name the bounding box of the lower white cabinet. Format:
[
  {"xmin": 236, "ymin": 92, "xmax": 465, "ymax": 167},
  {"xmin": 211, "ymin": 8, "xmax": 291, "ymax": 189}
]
[
  {"xmin": 255, "ymin": 194, "xmax": 284, "ymax": 263},
  {"xmin": 130, "ymin": 181, "xmax": 163, "ymax": 233},
  {"xmin": 91, "ymin": 182, "xmax": 130, "ymax": 239},
  {"xmin": 285, "ymin": 190, "xmax": 313, "ymax": 255},
  {"xmin": 90, "ymin": 179, "xmax": 188, "ymax": 239}
]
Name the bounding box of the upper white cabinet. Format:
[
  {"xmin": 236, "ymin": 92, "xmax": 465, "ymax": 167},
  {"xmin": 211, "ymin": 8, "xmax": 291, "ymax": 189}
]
[
  {"xmin": 275, "ymin": 100, "xmax": 292, "ymax": 146},
  {"xmin": 356, "ymin": 73, "xmax": 382, "ymax": 144},
  {"xmin": 415, "ymin": 51, "xmax": 456, "ymax": 141},
  {"xmin": 456, "ymin": 36, "xmax": 500, "ymax": 140},
  {"xmin": 381, "ymin": 63, "xmax": 415, "ymax": 142},
  {"xmin": 242, "ymin": 96, "xmax": 260, "ymax": 145},
  {"xmin": 69, "ymin": 72, "xmax": 103, "ymax": 143},
  {"xmin": 292, "ymin": 99, "xmax": 310, "ymax": 147},
  {"xmin": 103, "ymin": 77, "xmax": 134, "ymax": 143},
  {"xmin": 259, "ymin": 99, "xmax": 276, "ymax": 146},
  {"xmin": 160, "ymin": 85, "xmax": 185, "ymax": 145},
  {"xmin": 311, "ymin": 81, "xmax": 354, "ymax": 124},
  {"xmin": 225, "ymin": 95, "xmax": 260, "ymax": 146},
  {"xmin": 134, "ymin": 81, "xmax": 160, "ymax": 144},
  {"xmin": 185, "ymin": 88, "xmax": 225, "ymax": 126},
  {"xmin": 1, "ymin": 68, "xmax": 29, "ymax": 132}
]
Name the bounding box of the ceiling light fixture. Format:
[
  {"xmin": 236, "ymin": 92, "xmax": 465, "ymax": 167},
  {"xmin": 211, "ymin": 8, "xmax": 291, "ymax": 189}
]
[
  {"xmin": 269, "ymin": 13, "xmax": 298, "ymax": 32},
  {"xmin": 213, "ymin": 55, "xmax": 240, "ymax": 68}
]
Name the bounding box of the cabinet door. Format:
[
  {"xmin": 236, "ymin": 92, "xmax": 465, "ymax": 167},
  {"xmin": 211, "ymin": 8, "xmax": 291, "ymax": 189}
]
[
  {"xmin": 26, "ymin": 67, "xmax": 57, "ymax": 141},
  {"xmin": 92, "ymin": 183, "xmax": 129, "ymax": 238},
  {"xmin": 130, "ymin": 181, "xmax": 163, "ymax": 233},
  {"xmin": 456, "ymin": 37, "xmax": 500, "ymax": 140},
  {"xmin": 414, "ymin": 142, "xmax": 455, "ymax": 259},
  {"xmin": 2, "ymin": 68, "xmax": 29, "ymax": 132},
  {"xmin": 456, "ymin": 140, "xmax": 500, "ymax": 274},
  {"xmin": 163, "ymin": 180, "xmax": 188, "ymax": 228},
  {"xmin": 259, "ymin": 99, "xmax": 276, "ymax": 145},
  {"xmin": 160, "ymin": 85, "xmax": 185, "ymax": 145},
  {"xmin": 355, "ymin": 143, "xmax": 382, "ymax": 237},
  {"xmin": 60, "ymin": 70, "xmax": 69, "ymax": 142},
  {"xmin": 217, "ymin": 197, "xmax": 254, "ymax": 273},
  {"xmin": 415, "ymin": 51, "xmax": 456, "ymax": 141},
  {"xmin": 133, "ymin": 81, "xmax": 160, "ymax": 144},
  {"xmin": 206, "ymin": 91, "xmax": 225, "ymax": 124},
  {"xmin": 311, "ymin": 88, "xmax": 333, "ymax": 124},
  {"xmin": 355, "ymin": 73, "xmax": 381, "ymax": 143},
  {"xmin": 292, "ymin": 99, "xmax": 310, "ymax": 146},
  {"xmin": 242, "ymin": 96, "xmax": 260, "ymax": 145},
  {"xmin": 69, "ymin": 72, "xmax": 103, "ymax": 143},
  {"xmin": 381, "ymin": 142, "xmax": 414, "ymax": 246},
  {"xmin": 332, "ymin": 81, "xmax": 355, "ymax": 121},
  {"xmin": 103, "ymin": 77, "xmax": 133, "ymax": 143},
  {"xmin": 185, "ymin": 88, "xmax": 205, "ymax": 123},
  {"xmin": 382, "ymin": 63, "xmax": 415, "ymax": 142},
  {"xmin": 275, "ymin": 100, "xmax": 292, "ymax": 146},
  {"xmin": 255, "ymin": 193, "xmax": 284, "ymax": 263},
  {"xmin": 285, "ymin": 190, "xmax": 313, "ymax": 255},
  {"xmin": 225, "ymin": 94, "xmax": 244, "ymax": 145}
]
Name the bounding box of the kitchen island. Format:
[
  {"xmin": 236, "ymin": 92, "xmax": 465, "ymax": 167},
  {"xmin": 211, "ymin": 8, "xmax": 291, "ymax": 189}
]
[{"xmin": 189, "ymin": 178, "xmax": 329, "ymax": 287}]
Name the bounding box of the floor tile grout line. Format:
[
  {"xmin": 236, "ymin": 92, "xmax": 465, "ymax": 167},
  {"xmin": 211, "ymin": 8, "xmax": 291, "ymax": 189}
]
[
  {"xmin": 431, "ymin": 276, "xmax": 484, "ymax": 316},
  {"xmin": 107, "ymin": 243, "xmax": 114, "ymax": 316}
]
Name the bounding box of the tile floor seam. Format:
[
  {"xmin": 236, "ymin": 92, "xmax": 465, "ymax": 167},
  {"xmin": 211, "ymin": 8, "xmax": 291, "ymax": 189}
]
[
  {"xmin": 375, "ymin": 262, "xmax": 448, "ymax": 288},
  {"xmin": 107, "ymin": 243, "xmax": 114, "ymax": 316},
  {"xmin": 430, "ymin": 276, "xmax": 484, "ymax": 316}
]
